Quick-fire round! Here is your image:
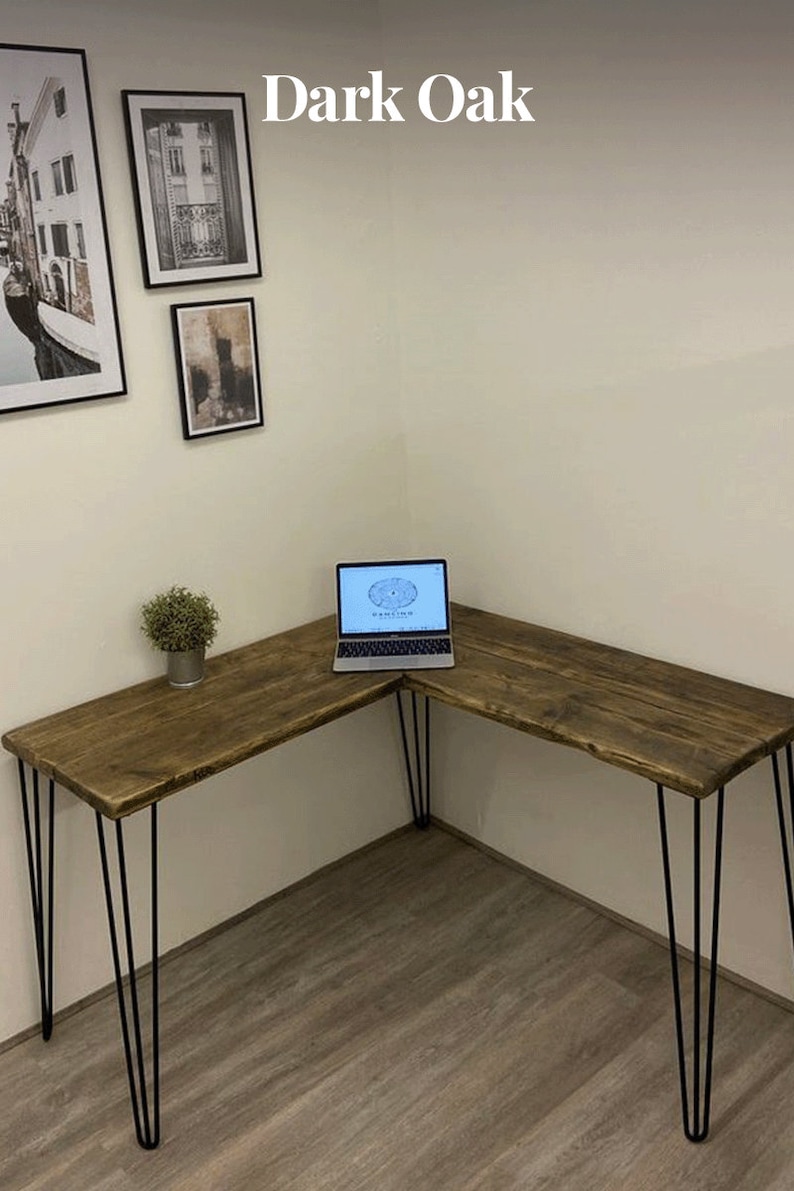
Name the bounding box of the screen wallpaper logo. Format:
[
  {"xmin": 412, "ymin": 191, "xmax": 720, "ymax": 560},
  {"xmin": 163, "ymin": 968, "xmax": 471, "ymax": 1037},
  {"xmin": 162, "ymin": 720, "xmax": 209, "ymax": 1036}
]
[{"xmin": 368, "ymin": 578, "xmax": 417, "ymax": 618}]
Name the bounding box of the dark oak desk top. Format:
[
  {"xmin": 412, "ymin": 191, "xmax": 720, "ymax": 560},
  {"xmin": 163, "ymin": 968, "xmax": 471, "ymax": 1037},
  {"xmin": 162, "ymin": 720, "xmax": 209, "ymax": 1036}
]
[{"xmin": 5, "ymin": 604, "xmax": 794, "ymax": 818}]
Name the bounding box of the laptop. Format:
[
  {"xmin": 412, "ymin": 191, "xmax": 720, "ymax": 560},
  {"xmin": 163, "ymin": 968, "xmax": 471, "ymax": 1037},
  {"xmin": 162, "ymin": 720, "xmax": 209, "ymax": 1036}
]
[{"xmin": 333, "ymin": 558, "xmax": 455, "ymax": 672}]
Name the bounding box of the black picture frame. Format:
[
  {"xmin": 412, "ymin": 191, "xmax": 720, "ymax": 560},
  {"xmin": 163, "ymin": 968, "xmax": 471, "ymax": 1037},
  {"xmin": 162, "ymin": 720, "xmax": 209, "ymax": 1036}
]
[
  {"xmin": 123, "ymin": 90, "xmax": 262, "ymax": 288},
  {"xmin": 0, "ymin": 43, "xmax": 126, "ymax": 415},
  {"xmin": 171, "ymin": 297, "xmax": 263, "ymax": 439}
]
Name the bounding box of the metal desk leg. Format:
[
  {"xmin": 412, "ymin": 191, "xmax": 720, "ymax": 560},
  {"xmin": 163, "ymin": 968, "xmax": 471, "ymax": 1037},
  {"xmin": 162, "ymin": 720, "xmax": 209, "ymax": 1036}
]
[
  {"xmin": 18, "ymin": 760, "xmax": 55, "ymax": 1041},
  {"xmin": 657, "ymin": 785, "xmax": 725, "ymax": 1143},
  {"xmin": 396, "ymin": 690, "xmax": 431, "ymax": 828},
  {"xmin": 771, "ymin": 745, "xmax": 794, "ymax": 963},
  {"xmin": 96, "ymin": 806, "xmax": 160, "ymax": 1150}
]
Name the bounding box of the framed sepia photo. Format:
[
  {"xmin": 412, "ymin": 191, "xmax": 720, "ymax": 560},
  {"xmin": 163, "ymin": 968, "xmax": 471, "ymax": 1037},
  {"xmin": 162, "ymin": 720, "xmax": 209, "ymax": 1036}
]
[
  {"xmin": 123, "ymin": 90, "xmax": 262, "ymax": 288},
  {"xmin": 171, "ymin": 297, "xmax": 263, "ymax": 439},
  {"xmin": 0, "ymin": 43, "xmax": 126, "ymax": 415}
]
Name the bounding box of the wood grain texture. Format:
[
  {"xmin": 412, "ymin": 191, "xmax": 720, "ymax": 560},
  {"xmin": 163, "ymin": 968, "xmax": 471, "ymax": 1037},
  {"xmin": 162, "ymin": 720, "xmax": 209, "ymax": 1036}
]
[
  {"xmin": 5, "ymin": 606, "xmax": 794, "ymax": 818},
  {"xmin": 1, "ymin": 617, "xmax": 400, "ymax": 818},
  {"xmin": 3, "ymin": 828, "xmax": 794, "ymax": 1191},
  {"xmin": 406, "ymin": 605, "xmax": 794, "ymax": 797}
]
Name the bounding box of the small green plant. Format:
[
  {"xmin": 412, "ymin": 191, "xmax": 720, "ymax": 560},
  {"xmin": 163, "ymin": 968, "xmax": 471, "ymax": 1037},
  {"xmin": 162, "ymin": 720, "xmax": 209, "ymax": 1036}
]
[{"xmin": 140, "ymin": 585, "xmax": 220, "ymax": 653}]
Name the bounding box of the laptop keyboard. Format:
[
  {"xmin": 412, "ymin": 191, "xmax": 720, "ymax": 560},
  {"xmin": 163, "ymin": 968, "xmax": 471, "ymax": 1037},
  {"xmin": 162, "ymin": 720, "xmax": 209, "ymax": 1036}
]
[{"xmin": 338, "ymin": 637, "xmax": 452, "ymax": 659}]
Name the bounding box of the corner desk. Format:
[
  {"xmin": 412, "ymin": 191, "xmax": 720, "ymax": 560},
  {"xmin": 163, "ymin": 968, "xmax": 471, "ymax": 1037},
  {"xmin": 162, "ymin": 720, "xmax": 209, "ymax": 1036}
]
[{"xmin": 6, "ymin": 603, "xmax": 794, "ymax": 1150}]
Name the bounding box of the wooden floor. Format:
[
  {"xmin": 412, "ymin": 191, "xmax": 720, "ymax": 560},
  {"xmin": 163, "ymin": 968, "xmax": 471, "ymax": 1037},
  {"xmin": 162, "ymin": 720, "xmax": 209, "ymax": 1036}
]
[{"xmin": 4, "ymin": 827, "xmax": 794, "ymax": 1190}]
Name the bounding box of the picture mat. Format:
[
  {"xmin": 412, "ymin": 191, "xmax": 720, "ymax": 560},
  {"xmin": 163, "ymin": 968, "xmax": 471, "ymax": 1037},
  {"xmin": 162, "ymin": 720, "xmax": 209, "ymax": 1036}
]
[
  {"xmin": 172, "ymin": 298, "xmax": 263, "ymax": 438},
  {"xmin": 124, "ymin": 90, "xmax": 261, "ymax": 287}
]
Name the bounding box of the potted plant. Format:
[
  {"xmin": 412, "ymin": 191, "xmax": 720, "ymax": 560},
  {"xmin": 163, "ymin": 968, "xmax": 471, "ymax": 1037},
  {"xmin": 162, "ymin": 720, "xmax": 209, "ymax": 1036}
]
[{"xmin": 140, "ymin": 584, "xmax": 220, "ymax": 688}]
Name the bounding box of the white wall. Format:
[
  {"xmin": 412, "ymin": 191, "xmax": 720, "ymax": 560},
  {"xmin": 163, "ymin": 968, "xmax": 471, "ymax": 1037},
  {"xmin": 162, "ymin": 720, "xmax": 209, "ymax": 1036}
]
[
  {"xmin": 385, "ymin": 0, "xmax": 794, "ymax": 997},
  {"xmin": 3, "ymin": 0, "xmax": 794, "ymax": 1048},
  {"xmin": 0, "ymin": 0, "xmax": 411, "ymax": 1044}
]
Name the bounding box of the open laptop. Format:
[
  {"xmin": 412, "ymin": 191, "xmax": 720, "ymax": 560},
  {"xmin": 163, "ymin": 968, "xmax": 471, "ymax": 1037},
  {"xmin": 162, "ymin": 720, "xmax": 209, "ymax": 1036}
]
[{"xmin": 333, "ymin": 558, "xmax": 455, "ymax": 671}]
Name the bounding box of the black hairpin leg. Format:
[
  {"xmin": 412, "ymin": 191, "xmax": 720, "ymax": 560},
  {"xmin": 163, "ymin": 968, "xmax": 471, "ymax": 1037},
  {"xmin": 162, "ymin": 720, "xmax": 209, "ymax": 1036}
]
[
  {"xmin": 396, "ymin": 690, "xmax": 431, "ymax": 828},
  {"xmin": 96, "ymin": 806, "xmax": 160, "ymax": 1150},
  {"xmin": 657, "ymin": 785, "xmax": 725, "ymax": 1143},
  {"xmin": 771, "ymin": 744, "xmax": 794, "ymax": 958},
  {"xmin": 18, "ymin": 760, "xmax": 55, "ymax": 1041}
]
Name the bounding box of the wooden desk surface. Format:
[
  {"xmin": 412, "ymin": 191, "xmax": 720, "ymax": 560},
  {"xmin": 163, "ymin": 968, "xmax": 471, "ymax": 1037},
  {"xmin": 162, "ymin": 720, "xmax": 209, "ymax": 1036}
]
[
  {"xmin": 2, "ymin": 616, "xmax": 397, "ymax": 819},
  {"xmin": 419, "ymin": 605, "xmax": 794, "ymax": 799},
  {"xmin": 5, "ymin": 604, "xmax": 794, "ymax": 818}
]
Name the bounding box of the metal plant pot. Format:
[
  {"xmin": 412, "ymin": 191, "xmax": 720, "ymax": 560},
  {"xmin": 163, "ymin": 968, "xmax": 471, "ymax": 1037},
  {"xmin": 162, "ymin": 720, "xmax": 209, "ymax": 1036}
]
[{"xmin": 166, "ymin": 647, "xmax": 205, "ymax": 689}]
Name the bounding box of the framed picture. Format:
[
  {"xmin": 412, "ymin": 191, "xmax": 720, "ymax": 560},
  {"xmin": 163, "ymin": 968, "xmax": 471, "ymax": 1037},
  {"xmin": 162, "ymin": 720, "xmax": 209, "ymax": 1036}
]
[
  {"xmin": 123, "ymin": 90, "xmax": 261, "ymax": 288},
  {"xmin": 171, "ymin": 297, "xmax": 263, "ymax": 439},
  {"xmin": 0, "ymin": 43, "xmax": 126, "ymax": 415}
]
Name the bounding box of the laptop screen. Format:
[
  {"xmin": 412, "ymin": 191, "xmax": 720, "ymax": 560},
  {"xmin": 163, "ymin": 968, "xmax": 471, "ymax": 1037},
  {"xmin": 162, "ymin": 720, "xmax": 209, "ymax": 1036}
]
[{"xmin": 336, "ymin": 559, "xmax": 450, "ymax": 637}]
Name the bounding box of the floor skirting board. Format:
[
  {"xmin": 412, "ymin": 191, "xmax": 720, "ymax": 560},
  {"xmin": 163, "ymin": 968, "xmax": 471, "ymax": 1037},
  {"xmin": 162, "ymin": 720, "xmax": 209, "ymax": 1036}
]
[
  {"xmin": 432, "ymin": 815, "xmax": 794, "ymax": 1018},
  {"xmin": 0, "ymin": 823, "xmax": 416, "ymax": 1056},
  {"xmin": 4, "ymin": 812, "xmax": 792, "ymax": 1059}
]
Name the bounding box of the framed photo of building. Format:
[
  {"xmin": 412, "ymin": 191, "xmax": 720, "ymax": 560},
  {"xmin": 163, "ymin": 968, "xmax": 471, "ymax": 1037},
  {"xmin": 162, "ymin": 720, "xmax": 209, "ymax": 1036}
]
[
  {"xmin": 123, "ymin": 91, "xmax": 262, "ymax": 288},
  {"xmin": 171, "ymin": 297, "xmax": 263, "ymax": 439},
  {"xmin": 0, "ymin": 43, "xmax": 126, "ymax": 415}
]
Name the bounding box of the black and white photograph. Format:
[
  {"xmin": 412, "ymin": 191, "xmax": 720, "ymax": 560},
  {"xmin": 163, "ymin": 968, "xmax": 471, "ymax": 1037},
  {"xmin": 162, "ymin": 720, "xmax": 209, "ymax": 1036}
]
[
  {"xmin": 0, "ymin": 43, "xmax": 126, "ymax": 415},
  {"xmin": 172, "ymin": 297, "xmax": 263, "ymax": 439},
  {"xmin": 123, "ymin": 91, "xmax": 261, "ymax": 288}
]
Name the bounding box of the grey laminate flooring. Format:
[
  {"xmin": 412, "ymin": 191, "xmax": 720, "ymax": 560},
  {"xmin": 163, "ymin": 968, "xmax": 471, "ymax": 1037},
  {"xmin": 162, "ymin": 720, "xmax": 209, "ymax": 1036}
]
[{"xmin": 4, "ymin": 826, "xmax": 794, "ymax": 1191}]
